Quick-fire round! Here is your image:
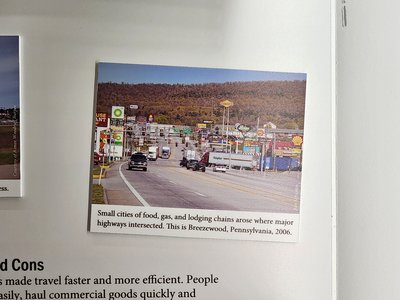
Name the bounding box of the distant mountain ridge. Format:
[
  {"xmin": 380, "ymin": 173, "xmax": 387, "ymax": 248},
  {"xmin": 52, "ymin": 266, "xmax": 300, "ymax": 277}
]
[{"xmin": 96, "ymin": 81, "xmax": 306, "ymax": 129}]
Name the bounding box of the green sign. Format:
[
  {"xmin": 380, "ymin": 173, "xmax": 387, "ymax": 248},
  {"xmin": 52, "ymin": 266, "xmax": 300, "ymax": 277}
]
[{"xmin": 112, "ymin": 106, "xmax": 125, "ymax": 119}]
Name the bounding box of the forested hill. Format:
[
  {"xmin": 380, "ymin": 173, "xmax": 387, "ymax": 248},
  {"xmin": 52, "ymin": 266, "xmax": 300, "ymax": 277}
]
[{"xmin": 96, "ymin": 81, "xmax": 306, "ymax": 129}]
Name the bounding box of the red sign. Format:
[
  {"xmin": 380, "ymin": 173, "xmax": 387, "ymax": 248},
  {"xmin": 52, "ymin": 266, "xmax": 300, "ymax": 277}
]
[
  {"xmin": 99, "ymin": 130, "xmax": 108, "ymax": 153},
  {"xmin": 96, "ymin": 112, "xmax": 108, "ymax": 127}
]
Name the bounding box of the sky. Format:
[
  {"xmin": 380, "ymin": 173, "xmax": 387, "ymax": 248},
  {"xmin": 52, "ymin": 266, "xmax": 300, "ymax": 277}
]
[
  {"xmin": 98, "ymin": 62, "xmax": 306, "ymax": 85},
  {"xmin": 0, "ymin": 36, "xmax": 19, "ymax": 108}
]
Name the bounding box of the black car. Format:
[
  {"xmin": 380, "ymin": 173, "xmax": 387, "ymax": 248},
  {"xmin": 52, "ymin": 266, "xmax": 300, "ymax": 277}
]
[
  {"xmin": 128, "ymin": 153, "xmax": 148, "ymax": 171},
  {"xmin": 186, "ymin": 159, "xmax": 206, "ymax": 172}
]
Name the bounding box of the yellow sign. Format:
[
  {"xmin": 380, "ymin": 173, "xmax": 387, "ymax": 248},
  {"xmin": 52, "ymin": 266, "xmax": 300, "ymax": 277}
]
[
  {"xmin": 197, "ymin": 123, "xmax": 207, "ymax": 128},
  {"xmin": 220, "ymin": 100, "xmax": 233, "ymax": 107},
  {"xmin": 256, "ymin": 129, "xmax": 265, "ymax": 137},
  {"xmin": 292, "ymin": 148, "xmax": 302, "ymax": 154},
  {"xmin": 292, "ymin": 135, "xmax": 303, "ymax": 146}
]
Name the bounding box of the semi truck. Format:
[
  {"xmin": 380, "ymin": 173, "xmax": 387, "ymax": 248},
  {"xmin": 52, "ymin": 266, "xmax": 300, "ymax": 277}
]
[
  {"xmin": 201, "ymin": 151, "xmax": 255, "ymax": 170},
  {"xmin": 161, "ymin": 146, "xmax": 171, "ymax": 159},
  {"xmin": 180, "ymin": 149, "xmax": 197, "ymax": 167},
  {"xmin": 183, "ymin": 149, "xmax": 196, "ymax": 160},
  {"xmin": 148, "ymin": 146, "xmax": 159, "ymax": 161}
]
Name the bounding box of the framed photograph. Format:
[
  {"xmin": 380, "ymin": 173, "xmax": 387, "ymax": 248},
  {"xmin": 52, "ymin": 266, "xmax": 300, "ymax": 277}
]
[
  {"xmin": 0, "ymin": 36, "xmax": 20, "ymax": 197},
  {"xmin": 89, "ymin": 62, "xmax": 306, "ymax": 242}
]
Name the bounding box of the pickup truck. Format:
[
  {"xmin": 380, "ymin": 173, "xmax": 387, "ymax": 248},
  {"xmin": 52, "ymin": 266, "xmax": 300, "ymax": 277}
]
[{"xmin": 128, "ymin": 152, "xmax": 148, "ymax": 171}]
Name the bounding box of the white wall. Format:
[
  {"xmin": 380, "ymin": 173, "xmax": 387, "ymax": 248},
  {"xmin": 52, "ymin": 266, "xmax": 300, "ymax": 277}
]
[
  {"xmin": 0, "ymin": 1, "xmax": 333, "ymax": 299},
  {"xmin": 338, "ymin": 1, "xmax": 400, "ymax": 299}
]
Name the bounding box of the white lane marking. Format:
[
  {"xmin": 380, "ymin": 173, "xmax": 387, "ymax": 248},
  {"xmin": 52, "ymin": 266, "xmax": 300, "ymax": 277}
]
[
  {"xmin": 119, "ymin": 163, "xmax": 150, "ymax": 207},
  {"xmin": 194, "ymin": 192, "xmax": 206, "ymax": 197},
  {"xmin": 169, "ymin": 181, "xmax": 177, "ymax": 184}
]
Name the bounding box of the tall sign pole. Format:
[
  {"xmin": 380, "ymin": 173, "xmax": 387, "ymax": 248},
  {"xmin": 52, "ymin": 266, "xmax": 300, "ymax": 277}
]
[
  {"xmin": 220, "ymin": 100, "xmax": 233, "ymax": 154},
  {"xmin": 221, "ymin": 107, "xmax": 225, "ymax": 142},
  {"xmin": 256, "ymin": 128, "xmax": 266, "ymax": 174},
  {"xmin": 111, "ymin": 106, "xmax": 124, "ymax": 160}
]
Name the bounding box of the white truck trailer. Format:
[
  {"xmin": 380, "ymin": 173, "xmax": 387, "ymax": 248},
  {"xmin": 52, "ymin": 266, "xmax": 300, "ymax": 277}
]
[
  {"xmin": 148, "ymin": 146, "xmax": 159, "ymax": 161},
  {"xmin": 202, "ymin": 151, "xmax": 255, "ymax": 169}
]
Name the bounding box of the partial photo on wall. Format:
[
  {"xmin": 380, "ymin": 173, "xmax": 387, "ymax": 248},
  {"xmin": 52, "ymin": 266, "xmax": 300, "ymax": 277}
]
[
  {"xmin": 0, "ymin": 36, "xmax": 20, "ymax": 197},
  {"xmin": 89, "ymin": 62, "xmax": 306, "ymax": 242}
]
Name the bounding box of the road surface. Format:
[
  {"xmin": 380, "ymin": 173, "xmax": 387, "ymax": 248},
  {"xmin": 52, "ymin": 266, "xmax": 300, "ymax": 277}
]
[{"xmin": 118, "ymin": 139, "xmax": 300, "ymax": 213}]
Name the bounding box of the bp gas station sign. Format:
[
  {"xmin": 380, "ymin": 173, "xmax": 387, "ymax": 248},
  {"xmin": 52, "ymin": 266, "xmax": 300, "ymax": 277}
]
[
  {"xmin": 109, "ymin": 106, "xmax": 125, "ymax": 158},
  {"xmin": 111, "ymin": 106, "xmax": 124, "ymax": 119}
]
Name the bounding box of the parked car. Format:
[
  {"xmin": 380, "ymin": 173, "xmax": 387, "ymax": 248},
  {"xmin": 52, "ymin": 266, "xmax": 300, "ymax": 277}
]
[
  {"xmin": 128, "ymin": 152, "xmax": 148, "ymax": 171},
  {"xmin": 213, "ymin": 164, "xmax": 227, "ymax": 173},
  {"xmin": 186, "ymin": 159, "xmax": 206, "ymax": 172}
]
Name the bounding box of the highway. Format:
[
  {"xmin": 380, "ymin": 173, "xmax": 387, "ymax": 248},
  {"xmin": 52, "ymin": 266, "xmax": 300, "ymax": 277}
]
[{"xmin": 119, "ymin": 139, "xmax": 300, "ymax": 214}]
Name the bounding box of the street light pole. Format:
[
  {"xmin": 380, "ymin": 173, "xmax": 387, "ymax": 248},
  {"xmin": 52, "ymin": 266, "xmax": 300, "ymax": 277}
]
[
  {"xmin": 226, "ymin": 106, "xmax": 230, "ymax": 153},
  {"xmin": 123, "ymin": 109, "xmax": 128, "ymax": 160},
  {"xmin": 124, "ymin": 104, "xmax": 139, "ymax": 159}
]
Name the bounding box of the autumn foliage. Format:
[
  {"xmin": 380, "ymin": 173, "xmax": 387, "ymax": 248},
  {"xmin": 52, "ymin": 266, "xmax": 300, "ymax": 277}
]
[{"xmin": 96, "ymin": 81, "xmax": 306, "ymax": 129}]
